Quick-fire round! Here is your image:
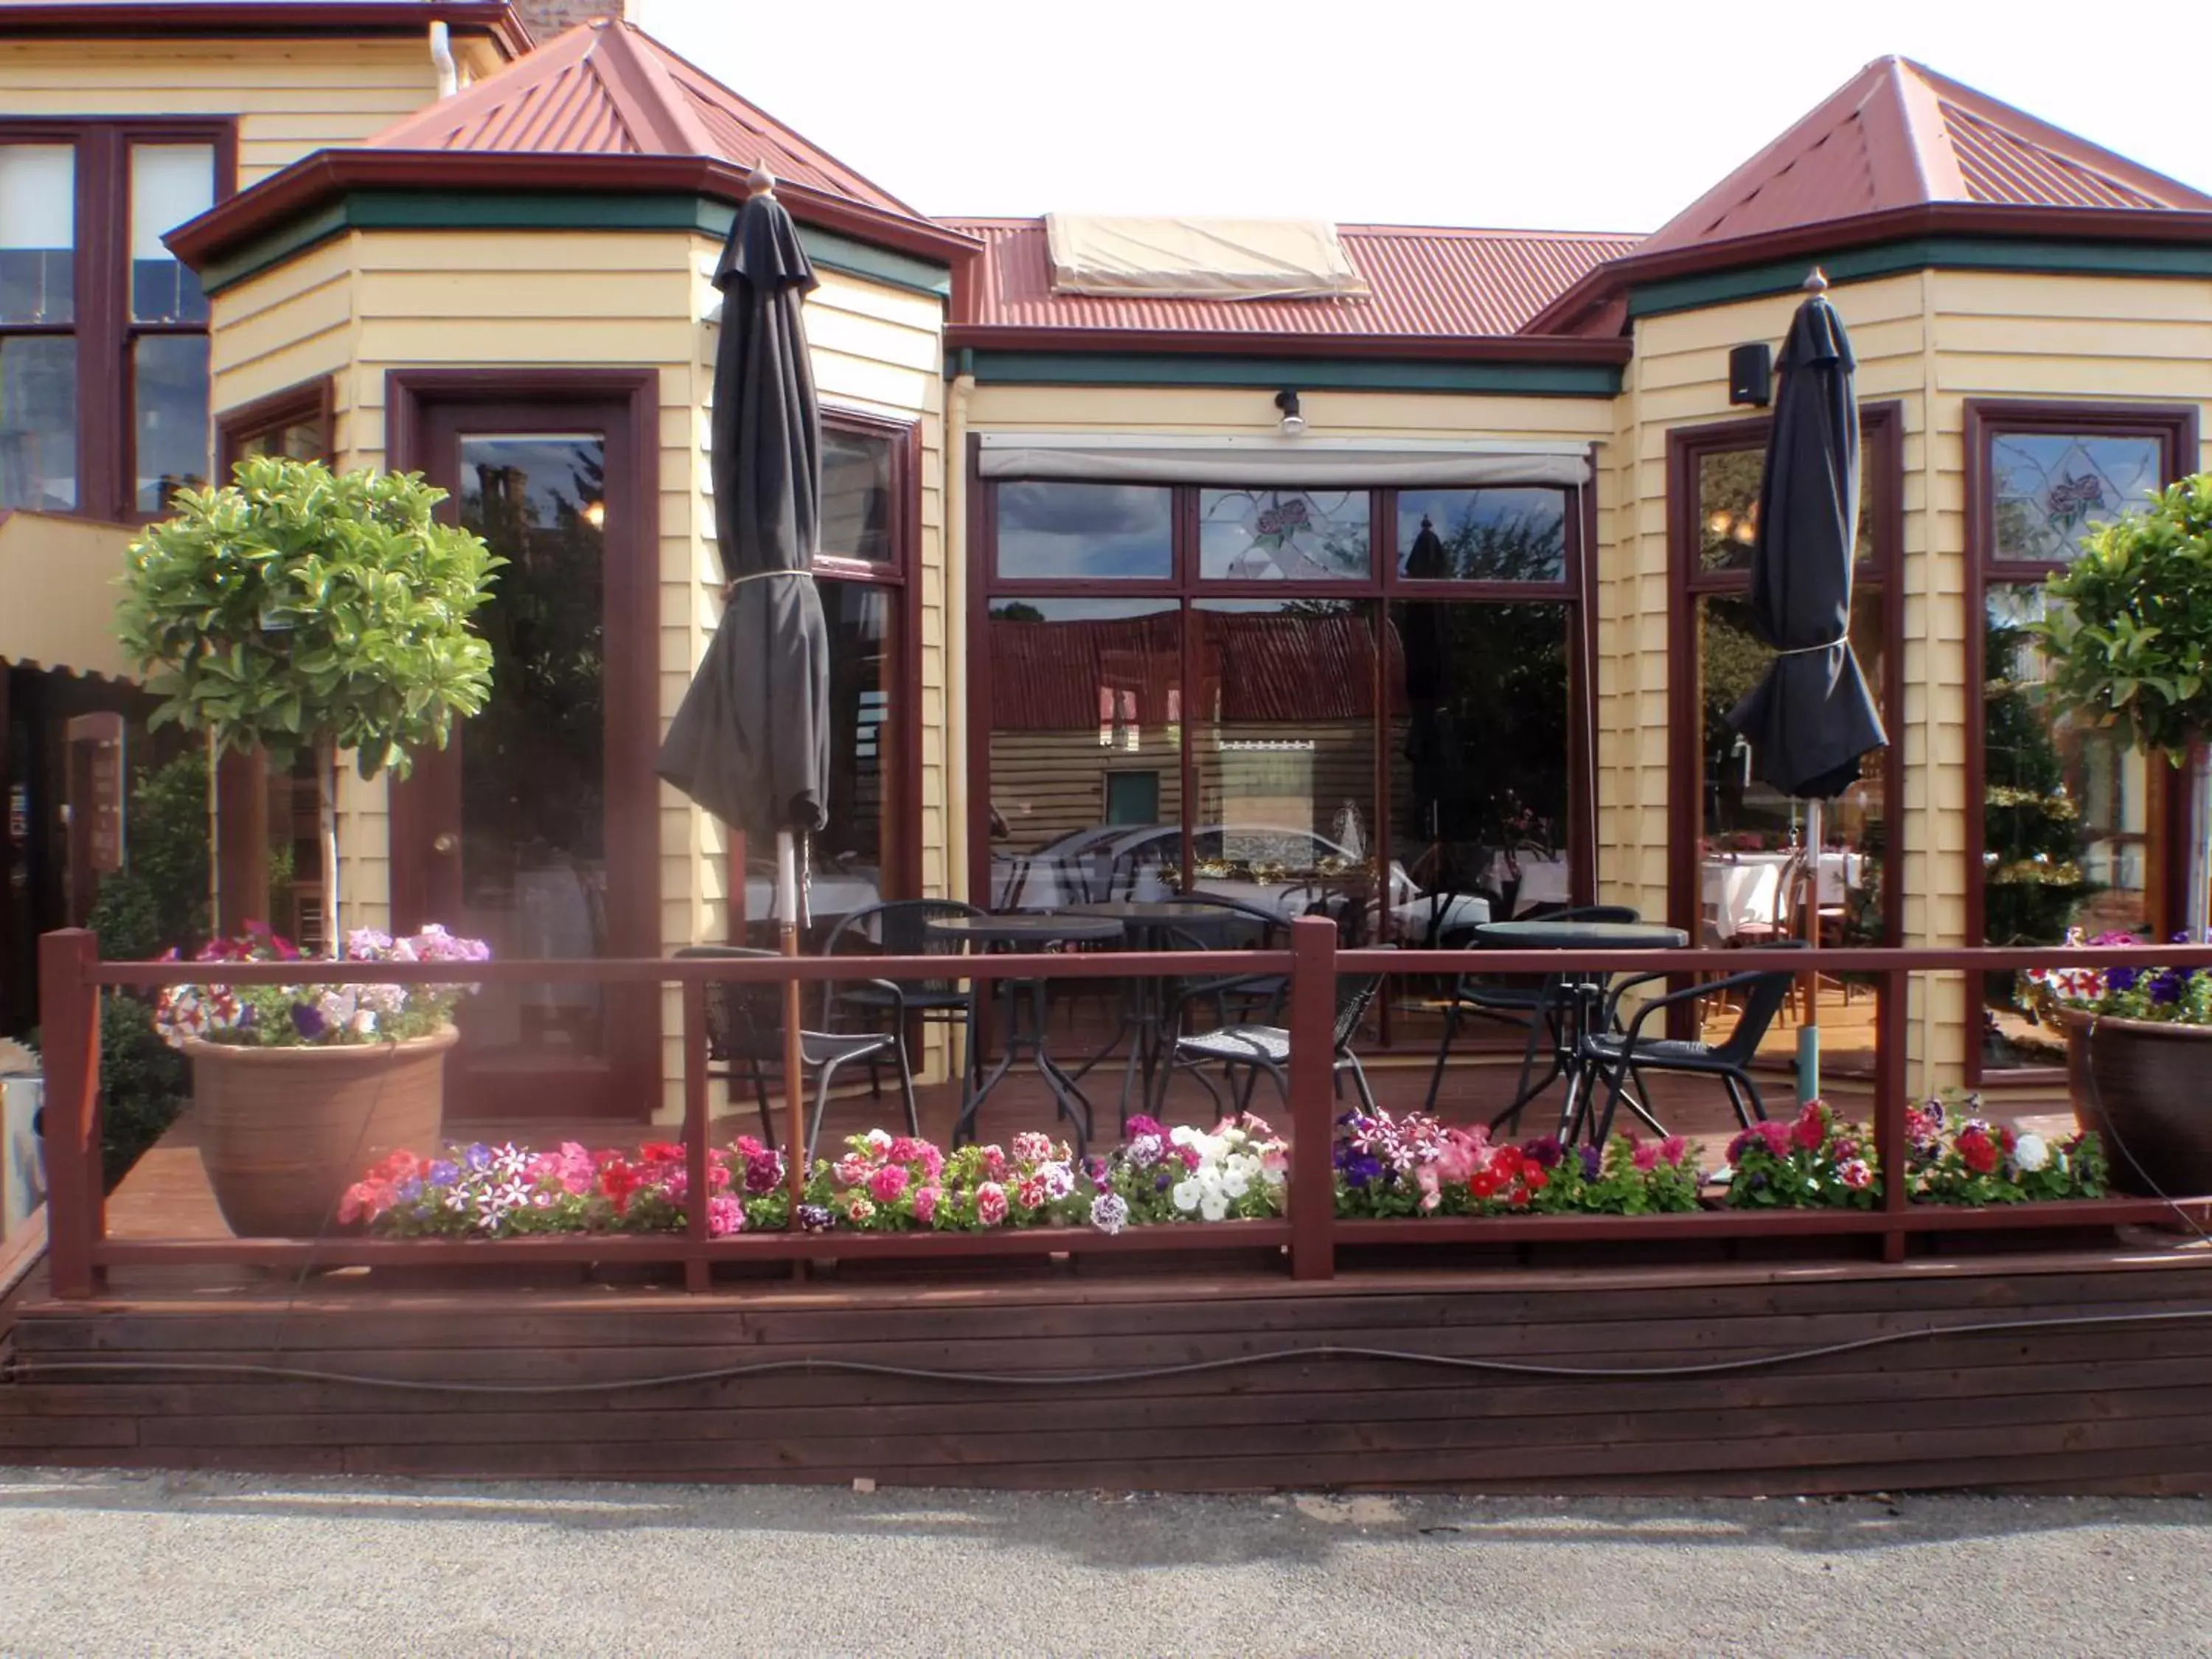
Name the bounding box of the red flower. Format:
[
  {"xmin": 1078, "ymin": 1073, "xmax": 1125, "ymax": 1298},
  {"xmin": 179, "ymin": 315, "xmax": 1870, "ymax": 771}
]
[
  {"xmin": 1790, "ymin": 1105, "xmax": 1828, "ymax": 1152},
  {"xmin": 1523, "ymin": 1166, "xmax": 1550, "ymax": 1192},
  {"xmin": 1470, "ymin": 1170, "xmax": 1500, "ymax": 1200},
  {"xmin": 599, "ymin": 1158, "xmax": 641, "ymax": 1214},
  {"xmin": 1489, "ymin": 1146, "xmax": 1525, "ymax": 1183},
  {"xmin": 639, "ymin": 1141, "xmax": 685, "ymax": 1166},
  {"xmin": 1958, "ymin": 1129, "xmax": 1998, "ymax": 1175}
]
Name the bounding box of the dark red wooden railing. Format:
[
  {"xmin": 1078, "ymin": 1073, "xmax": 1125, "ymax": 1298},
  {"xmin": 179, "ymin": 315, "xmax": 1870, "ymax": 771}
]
[{"xmin": 35, "ymin": 922, "xmax": 2212, "ymax": 1298}]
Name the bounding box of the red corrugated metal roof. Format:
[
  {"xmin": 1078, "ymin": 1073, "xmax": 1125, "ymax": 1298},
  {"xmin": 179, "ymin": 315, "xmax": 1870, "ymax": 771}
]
[
  {"xmin": 363, "ymin": 17, "xmax": 923, "ymax": 220},
  {"xmin": 949, "ymin": 219, "xmax": 1641, "ymax": 338},
  {"xmin": 1643, "ymin": 56, "xmax": 2212, "ymax": 258}
]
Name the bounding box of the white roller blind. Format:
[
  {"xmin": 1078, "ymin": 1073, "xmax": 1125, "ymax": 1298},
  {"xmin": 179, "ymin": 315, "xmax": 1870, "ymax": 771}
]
[
  {"xmin": 978, "ymin": 435, "xmax": 1591, "ymax": 489},
  {"xmin": 130, "ymin": 144, "xmax": 215, "ymax": 259},
  {"xmin": 0, "ymin": 145, "xmax": 74, "ymax": 250}
]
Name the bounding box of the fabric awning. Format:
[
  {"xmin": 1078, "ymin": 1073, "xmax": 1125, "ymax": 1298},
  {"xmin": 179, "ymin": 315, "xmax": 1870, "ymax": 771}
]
[
  {"xmin": 1045, "ymin": 215, "xmax": 1368, "ymax": 300},
  {"xmin": 0, "ymin": 511, "xmax": 136, "ymax": 681},
  {"xmin": 977, "ymin": 434, "xmax": 1592, "ymax": 488}
]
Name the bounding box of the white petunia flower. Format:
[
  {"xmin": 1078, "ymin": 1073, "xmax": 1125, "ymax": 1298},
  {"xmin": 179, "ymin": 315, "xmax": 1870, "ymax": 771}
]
[
  {"xmin": 1199, "ymin": 1192, "xmax": 1229, "ymax": 1222},
  {"xmin": 2013, "ymin": 1132, "xmax": 2050, "ymax": 1173},
  {"xmin": 1222, "ymin": 1170, "xmax": 1251, "ymax": 1200},
  {"xmin": 1172, "ymin": 1179, "xmax": 1203, "ymax": 1213}
]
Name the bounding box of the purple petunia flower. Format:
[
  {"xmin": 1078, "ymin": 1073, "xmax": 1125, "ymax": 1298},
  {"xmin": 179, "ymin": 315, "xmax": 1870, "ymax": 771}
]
[
  {"xmin": 1523, "ymin": 1136, "xmax": 1564, "ymax": 1169},
  {"xmin": 427, "ymin": 1160, "xmax": 459, "ymax": 1186},
  {"xmin": 1340, "ymin": 1152, "xmax": 1385, "ymax": 1189},
  {"xmin": 289, "ymin": 1001, "xmax": 326, "ymax": 1040},
  {"xmin": 796, "ymin": 1203, "xmax": 834, "ymax": 1234},
  {"xmin": 2149, "ymin": 969, "xmax": 2188, "ymax": 1006},
  {"xmin": 1579, "ymin": 1144, "xmax": 1603, "ymax": 1180},
  {"xmin": 2107, "ymin": 966, "xmax": 2140, "ymax": 993}
]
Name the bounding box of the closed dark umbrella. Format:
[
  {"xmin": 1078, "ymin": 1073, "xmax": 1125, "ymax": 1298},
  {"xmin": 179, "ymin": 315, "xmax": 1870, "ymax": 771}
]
[
  {"xmin": 656, "ymin": 167, "xmax": 829, "ymax": 1200},
  {"xmin": 1725, "ymin": 269, "xmax": 1888, "ymax": 1097}
]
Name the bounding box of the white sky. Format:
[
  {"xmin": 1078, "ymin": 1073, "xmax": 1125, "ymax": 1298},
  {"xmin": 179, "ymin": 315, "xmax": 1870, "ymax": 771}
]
[{"xmin": 631, "ymin": 0, "xmax": 2212, "ymax": 232}]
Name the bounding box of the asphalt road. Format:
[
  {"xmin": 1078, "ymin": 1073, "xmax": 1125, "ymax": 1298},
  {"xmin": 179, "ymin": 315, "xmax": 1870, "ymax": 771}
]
[{"xmin": 3, "ymin": 1469, "xmax": 2210, "ymax": 1656}]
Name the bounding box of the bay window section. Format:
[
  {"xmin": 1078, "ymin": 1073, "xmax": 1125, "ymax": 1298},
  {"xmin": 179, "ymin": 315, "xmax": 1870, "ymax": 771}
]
[
  {"xmin": 1200, "ymin": 487, "xmax": 1368, "ymax": 580},
  {"xmin": 132, "ymin": 333, "xmax": 210, "ymax": 510},
  {"xmin": 997, "ymin": 481, "xmax": 1172, "ymax": 579},
  {"xmin": 0, "ymin": 143, "xmax": 77, "ymax": 509},
  {"xmin": 0, "ymin": 337, "xmax": 77, "ymax": 511},
  {"xmin": 1396, "ymin": 488, "xmax": 1566, "ymax": 582},
  {"xmin": 0, "ymin": 145, "xmax": 74, "ymax": 324},
  {"xmin": 1971, "ymin": 403, "xmax": 2190, "ymax": 1073}
]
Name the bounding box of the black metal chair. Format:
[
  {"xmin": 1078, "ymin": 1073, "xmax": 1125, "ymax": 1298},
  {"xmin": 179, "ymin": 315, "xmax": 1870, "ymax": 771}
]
[
  {"xmin": 1164, "ymin": 952, "xmax": 1392, "ymax": 1117},
  {"xmin": 1583, "ymin": 942, "xmax": 1807, "ymax": 1140},
  {"xmin": 1423, "ymin": 905, "xmax": 1642, "ymax": 1117},
  {"xmin": 818, "ymin": 899, "xmax": 985, "ymax": 1098},
  {"xmin": 676, "ymin": 945, "xmax": 919, "ymax": 1163}
]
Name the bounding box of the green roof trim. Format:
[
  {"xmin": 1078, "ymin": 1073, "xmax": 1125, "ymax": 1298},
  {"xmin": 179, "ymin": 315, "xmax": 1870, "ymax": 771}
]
[
  {"xmin": 959, "ymin": 350, "xmax": 1622, "ymax": 397},
  {"xmin": 1627, "ymin": 234, "xmax": 2212, "ymax": 318},
  {"xmin": 198, "ymin": 190, "xmax": 953, "ymax": 299}
]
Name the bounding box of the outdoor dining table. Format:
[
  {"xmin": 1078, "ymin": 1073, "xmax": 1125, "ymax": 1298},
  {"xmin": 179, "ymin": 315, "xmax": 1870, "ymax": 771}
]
[
  {"xmin": 1473, "ymin": 919, "xmax": 1688, "ymax": 1144},
  {"xmin": 1062, "ymin": 898, "xmax": 1253, "ymax": 1130},
  {"xmin": 925, "ymin": 911, "xmax": 1127, "ymax": 1156}
]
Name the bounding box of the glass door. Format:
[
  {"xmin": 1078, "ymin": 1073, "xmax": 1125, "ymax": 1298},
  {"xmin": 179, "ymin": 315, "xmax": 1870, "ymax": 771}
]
[{"xmin": 391, "ymin": 394, "xmax": 658, "ymax": 1119}]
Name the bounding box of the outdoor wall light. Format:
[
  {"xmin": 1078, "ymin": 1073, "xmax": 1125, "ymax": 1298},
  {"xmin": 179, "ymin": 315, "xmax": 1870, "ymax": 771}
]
[{"xmin": 1274, "ymin": 389, "xmax": 1306, "ymax": 434}]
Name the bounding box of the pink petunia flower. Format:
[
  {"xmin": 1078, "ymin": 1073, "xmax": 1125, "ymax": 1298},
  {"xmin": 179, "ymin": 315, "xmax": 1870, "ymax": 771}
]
[
  {"xmin": 912, "ymin": 1184, "xmax": 940, "ymax": 1225},
  {"xmin": 869, "ymin": 1164, "xmax": 911, "ymax": 1205},
  {"xmin": 707, "ymin": 1194, "xmax": 745, "ymax": 1237},
  {"xmin": 975, "ymin": 1182, "xmax": 1009, "ymax": 1227}
]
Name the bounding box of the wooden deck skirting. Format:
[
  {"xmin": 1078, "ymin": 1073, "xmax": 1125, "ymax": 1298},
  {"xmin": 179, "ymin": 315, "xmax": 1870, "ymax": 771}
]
[{"xmin": 6, "ymin": 1248, "xmax": 2212, "ymax": 1493}]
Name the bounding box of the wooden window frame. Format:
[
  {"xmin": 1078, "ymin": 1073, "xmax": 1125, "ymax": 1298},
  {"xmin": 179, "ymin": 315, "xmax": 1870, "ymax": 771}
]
[
  {"xmin": 1665, "ymin": 405, "xmax": 1907, "ymax": 1050},
  {"xmin": 0, "ymin": 117, "xmax": 237, "ymax": 523},
  {"xmin": 966, "ymin": 449, "xmax": 1597, "ymax": 958},
  {"xmin": 1964, "ymin": 398, "xmax": 2202, "ymax": 1085},
  {"xmin": 214, "ymin": 375, "xmax": 335, "ymax": 474}
]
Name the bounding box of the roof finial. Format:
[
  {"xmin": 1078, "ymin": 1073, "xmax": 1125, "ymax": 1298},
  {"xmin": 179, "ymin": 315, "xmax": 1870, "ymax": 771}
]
[
  {"xmin": 1804, "ymin": 266, "xmax": 1829, "ymax": 294},
  {"xmin": 746, "ymin": 164, "xmax": 777, "ymax": 198}
]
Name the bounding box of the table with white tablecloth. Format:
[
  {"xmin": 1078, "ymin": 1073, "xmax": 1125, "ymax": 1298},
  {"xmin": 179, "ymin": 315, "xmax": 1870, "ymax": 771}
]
[
  {"xmin": 1700, "ymin": 851, "xmax": 1864, "ymax": 939},
  {"xmin": 1478, "ymin": 853, "xmax": 1573, "ymax": 916}
]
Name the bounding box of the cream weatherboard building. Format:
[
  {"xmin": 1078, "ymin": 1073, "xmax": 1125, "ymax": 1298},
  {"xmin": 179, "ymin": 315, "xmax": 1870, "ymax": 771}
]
[{"xmin": 3, "ymin": 1, "xmax": 2208, "ymax": 1114}]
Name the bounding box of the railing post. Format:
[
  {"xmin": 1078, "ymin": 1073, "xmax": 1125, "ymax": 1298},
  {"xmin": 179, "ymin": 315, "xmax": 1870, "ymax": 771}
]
[
  {"xmin": 1877, "ymin": 961, "xmax": 1910, "ymax": 1264},
  {"xmin": 38, "ymin": 928, "xmax": 101, "ymax": 1298},
  {"xmin": 1287, "ymin": 915, "xmax": 1338, "ymax": 1282},
  {"xmin": 681, "ymin": 976, "xmax": 711, "ymax": 1293}
]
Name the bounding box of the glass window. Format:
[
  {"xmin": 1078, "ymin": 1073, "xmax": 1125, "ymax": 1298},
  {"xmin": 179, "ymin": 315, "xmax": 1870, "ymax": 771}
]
[
  {"xmin": 0, "ymin": 144, "xmax": 74, "ymax": 325},
  {"xmin": 985, "ymin": 597, "xmax": 1182, "ymax": 909},
  {"xmin": 1200, "ymin": 488, "xmax": 1369, "ymax": 580},
  {"xmin": 453, "ymin": 434, "xmax": 611, "ymax": 1055},
  {"xmin": 1989, "ymin": 431, "xmax": 2164, "ymax": 565},
  {"xmin": 1397, "ymin": 488, "xmax": 1567, "ymax": 582},
  {"xmin": 236, "ymin": 417, "xmax": 325, "ymax": 465},
  {"xmin": 133, "ymin": 334, "xmax": 210, "ymax": 510},
  {"xmin": 821, "ymin": 426, "xmax": 894, "ymax": 563},
  {"xmin": 129, "ymin": 144, "xmax": 214, "ymax": 325},
  {"xmin": 1980, "ymin": 585, "xmax": 2151, "ymax": 1069},
  {"xmin": 0, "ymin": 335, "xmax": 77, "ymax": 509},
  {"xmin": 1192, "ymin": 599, "xmax": 1380, "ymax": 937},
  {"xmin": 807, "ymin": 581, "xmax": 896, "ymax": 927},
  {"xmin": 997, "ymin": 481, "xmax": 1172, "ymax": 580},
  {"xmin": 1697, "ymin": 444, "xmax": 1873, "ymax": 571},
  {"xmin": 1388, "ymin": 600, "xmax": 1569, "ymax": 935}
]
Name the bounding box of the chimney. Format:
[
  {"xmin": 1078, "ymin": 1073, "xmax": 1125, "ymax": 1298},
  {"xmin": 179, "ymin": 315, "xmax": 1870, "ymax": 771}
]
[{"xmin": 509, "ymin": 0, "xmax": 625, "ymax": 43}]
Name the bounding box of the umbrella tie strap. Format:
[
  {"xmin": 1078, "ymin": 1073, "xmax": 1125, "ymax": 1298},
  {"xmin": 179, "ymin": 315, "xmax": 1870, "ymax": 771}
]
[
  {"xmin": 720, "ymin": 568, "xmax": 817, "ymax": 602},
  {"xmin": 1773, "ymin": 639, "xmax": 1844, "ymax": 656}
]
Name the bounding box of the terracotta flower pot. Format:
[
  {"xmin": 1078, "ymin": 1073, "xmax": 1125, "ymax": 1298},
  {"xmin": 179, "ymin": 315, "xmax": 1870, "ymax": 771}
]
[
  {"xmin": 181, "ymin": 1027, "xmax": 455, "ymax": 1237},
  {"xmin": 2058, "ymin": 1008, "xmax": 2212, "ymax": 1197}
]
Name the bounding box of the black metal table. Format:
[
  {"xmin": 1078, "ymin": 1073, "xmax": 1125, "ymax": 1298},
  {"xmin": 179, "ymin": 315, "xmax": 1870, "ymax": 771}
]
[
  {"xmin": 1062, "ymin": 899, "xmax": 1253, "ymax": 1129},
  {"xmin": 925, "ymin": 911, "xmax": 1127, "ymax": 1155},
  {"xmin": 1474, "ymin": 919, "xmax": 1688, "ymax": 1144}
]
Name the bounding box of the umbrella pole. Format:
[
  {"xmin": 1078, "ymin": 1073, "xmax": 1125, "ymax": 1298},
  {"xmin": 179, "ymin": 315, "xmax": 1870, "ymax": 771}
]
[
  {"xmin": 778, "ymin": 830, "xmax": 807, "ymax": 1216},
  {"xmin": 1796, "ymin": 798, "xmax": 1822, "ymax": 1104}
]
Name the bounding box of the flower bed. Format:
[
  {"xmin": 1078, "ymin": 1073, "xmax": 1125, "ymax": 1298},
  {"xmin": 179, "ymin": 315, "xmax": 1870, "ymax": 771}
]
[
  {"xmin": 1721, "ymin": 1097, "xmax": 2107, "ymax": 1207},
  {"xmin": 1332, "ymin": 1107, "xmax": 1703, "ymax": 1217},
  {"xmin": 155, "ymin": 922, "xmax": 490, "ymax": 1048}
]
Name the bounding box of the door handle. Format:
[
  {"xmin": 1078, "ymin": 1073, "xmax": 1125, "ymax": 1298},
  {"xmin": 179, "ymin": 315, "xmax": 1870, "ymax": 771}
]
[{"xmin": 433, "ymin": 832, "xmax": 460, "ymax": 856}]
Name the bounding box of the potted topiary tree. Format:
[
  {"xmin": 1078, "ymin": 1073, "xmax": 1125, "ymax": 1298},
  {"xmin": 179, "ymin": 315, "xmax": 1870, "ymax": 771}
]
[
  {"xmin": 115, "ymin": 456, "xmax": 502, "ymax": 1235},
  {"xmin": 2027, "ymin": 469, "xmax": 2212, "ymax": 1194}
]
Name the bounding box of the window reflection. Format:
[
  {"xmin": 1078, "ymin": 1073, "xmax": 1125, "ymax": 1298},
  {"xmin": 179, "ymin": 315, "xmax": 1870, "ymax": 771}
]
[
  {"xmin": 133, "ymin": 334, "xmax": 209, "ymax": 510},
  {"xmin": 997, "ymin": 481, "xmax": 1172, "ymax": 579},
  {"xmin": 1697, "ymin": 444, "xmax": 1873, "ymax": 571},
  {"xmin": 1389, "ymin": 601, "xmax": 1568, "ymax": 937},
  {"xmin": 455, "ymin": 434, "xmax": 609, "ymax": 1057},
  {"xmin": 821, "ymin": 428, "xmax": 893, "ymax": 563},
  {"xmin": 1981, "ymin": 587, "xmax": 2149, "ymax": 1068},
  {"xmin": 1396, "ymin": 489, "xmax": 1565, "ymax": 582},
  {"xmin": 129, "ymin": 144, "xmax": 214, "ymax": 326},
  {"xmin": 0, "ymin": 145, "xmax": 74, "ymax": 325},
  {"xmin": 987, "ymin": 597, "xmax": 1182, "ymax": 910},
  {"xmin": 1192, "ymin": 599, "xmax": 1382, "ymax": 938},
  {"xmin": 0, "ymin": 336, "xmax": 77, "ymax": 509},
  {"xmin": 1200, "ymin": 488, "xmax": 1369, "ymax": 580}
]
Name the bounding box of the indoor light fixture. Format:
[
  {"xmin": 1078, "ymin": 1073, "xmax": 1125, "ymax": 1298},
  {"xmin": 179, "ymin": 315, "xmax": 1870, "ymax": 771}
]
[
  {"xmin": 581, "ymin": 499, "xmax": 607, "ymax": 529},
  {"xmin": 1274, "ymin": 389, "xmax": 1305, "ymax": 435}
]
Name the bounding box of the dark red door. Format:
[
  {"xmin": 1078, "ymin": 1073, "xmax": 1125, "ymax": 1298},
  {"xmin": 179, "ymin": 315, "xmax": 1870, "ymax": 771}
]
[{"xmin": 389, "ymin": 389, "xmax": 658, "ymax": 1119}]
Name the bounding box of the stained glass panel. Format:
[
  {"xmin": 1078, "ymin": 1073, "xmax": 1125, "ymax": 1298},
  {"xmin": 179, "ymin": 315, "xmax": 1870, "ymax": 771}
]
[
  {"xmin": 1199, "ymin": 488, "xmax": 1369, "ymax": 580},
  {"xmin": 1989, "ymin": 432, "xmax": 2164, "ymax": 565}
]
